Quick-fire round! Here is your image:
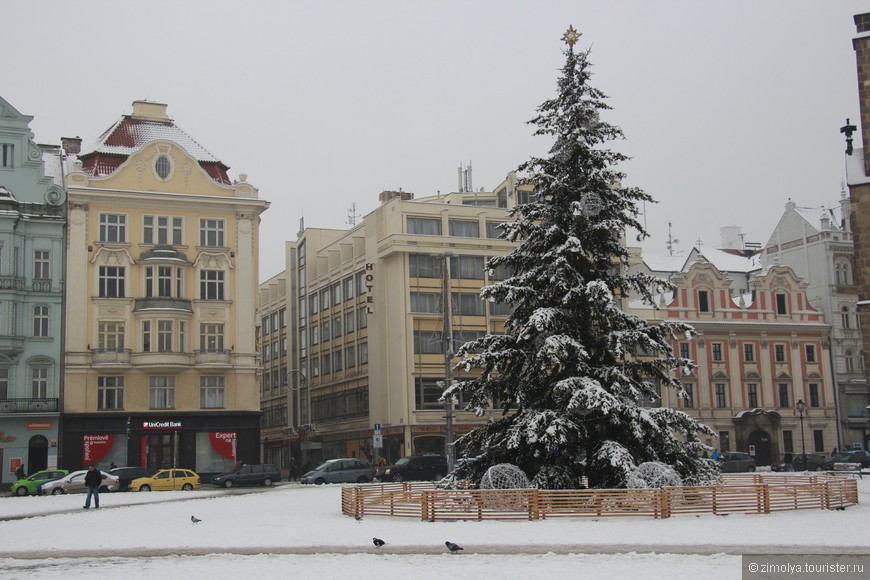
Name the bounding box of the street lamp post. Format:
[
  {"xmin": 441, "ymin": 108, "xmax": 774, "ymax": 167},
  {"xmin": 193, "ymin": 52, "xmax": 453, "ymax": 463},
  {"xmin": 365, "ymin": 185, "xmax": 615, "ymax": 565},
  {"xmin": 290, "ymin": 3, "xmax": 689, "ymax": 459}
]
[
  {"xmin": 286, "ymin": 369, "xmax": 308, "ymax": 479},
  {"xmin": 796, "ymin": 398, "xmax": 807, "ymax": 467},
  {"xmin": 441, "ymin": 252, "xmax": 455, "ymax": 473}
]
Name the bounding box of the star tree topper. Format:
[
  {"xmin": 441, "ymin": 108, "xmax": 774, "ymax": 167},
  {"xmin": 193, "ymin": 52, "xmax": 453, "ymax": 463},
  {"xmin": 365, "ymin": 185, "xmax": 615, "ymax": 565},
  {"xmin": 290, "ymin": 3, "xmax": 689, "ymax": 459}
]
[{"xmin": 562, "ymin": 25, "xmax": 580, "ymax": 47}]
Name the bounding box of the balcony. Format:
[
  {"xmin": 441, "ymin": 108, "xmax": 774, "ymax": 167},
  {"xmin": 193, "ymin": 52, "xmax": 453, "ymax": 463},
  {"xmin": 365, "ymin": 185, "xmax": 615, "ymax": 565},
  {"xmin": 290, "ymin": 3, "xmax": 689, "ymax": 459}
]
[
  {"xmin": 0, "ymin": 398, "xmax": 59, "ymax": 413},
  {"xmin": 31, "ymin": 280, "xmax": 53, "ymax": 292},
  {"xmin": 134, "ymin": 297, "xmax": 192, "ymax": 312},
  {"xmin": 195, "ymin": 350, "xmax": 232, "ymax": 365},
  {"xmin": 0, "ymin": 335, "xmax": 25, "ymax": 354},
  {"xmin": 130, "ymin": 351, "xmax": 192, "ymax": 367},
  {"xmin": 91, "ymin": 348, "xmax": 132, "ymax": 365},
  {"xmin": 0, "ymin": 276, "xmax": 24, "ymax": 291}
]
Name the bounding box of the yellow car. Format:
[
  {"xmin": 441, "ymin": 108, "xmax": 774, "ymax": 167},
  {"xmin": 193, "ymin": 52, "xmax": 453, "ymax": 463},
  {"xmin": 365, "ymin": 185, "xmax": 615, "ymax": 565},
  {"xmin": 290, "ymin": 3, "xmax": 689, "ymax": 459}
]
[{"xmin": 129, "ymin": 468, "xmax": 200, "ymax": 491}]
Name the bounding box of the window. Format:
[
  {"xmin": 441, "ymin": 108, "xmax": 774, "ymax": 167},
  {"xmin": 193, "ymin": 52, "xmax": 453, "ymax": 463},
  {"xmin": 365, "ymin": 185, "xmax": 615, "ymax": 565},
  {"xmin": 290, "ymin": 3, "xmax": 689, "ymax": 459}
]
[
  {"xmin": 98, "ymin": 321, "xmax": 125, "ymax": 350},
  {"xmin": 145, "ymin": 265, "xmax": 183, "ymax": 297},
  {"xmin": 200, "ymin": 376, "xmax": 225, "ymax": 408},
  {"xmin": 346, "ymin": 345, "xmax": 356, "ymax": 368},
  {"xmin": 711, "ymin": 343, "xmax": 723, "ymax": 362},
  {"xmin": 679, "ymin": 342, "xmax": 690, "ymax": 360},
  {"xmin": 747, "ymin": 383, "xmax": 758, "ymax": 408},
  {"xmin": 332, "ymin": 282, "xmax": 342, "ymax": 306},
  {"xmin": 144, "ymin": 216, "xmax": 183, "ymax": 245},
  {"xmin": 359, "ymin": 342, "xmax": 368, "ymax": 364},
  {"xmin": 698, "ymin": 290, "xmax": 710, "ymax": 312},
  {"xmin": 774, "ymin": 344, "xmax": 786, "ymax": 363},
  {"xmin": 841, "ymin": 306, "xmax": 852, "ymax": 330},
  {"xmin": 680, "ymin": 383, "xmax": 693, "ymax": 408},
  {"xmin": 805, "ymin": 344, "xmax": 816, "ymax": 363},
  {"xmin": 410, "ymin": 292, "xmax": 440, "ymax": 313},
  {"xmin": 450, "ymin": 256, "xmax": 485, "ymax": 280},
  {"xmin": 321, "ymin": 353, "xmax": 331, "ymax": 375},
  {"xmin": 33, "ymin": 306, "xmax": 49, "ymax": 337},
  {"xmin": 199, "ymin": 219, "xmax": 225, "ymax": 247},
  {"xmin": 300, "ymin": 328, "xmax": 307, "ymax": 358},
  {"xmin": 321, "ymin": 321, "xmax": 331, "ymax": 342},
  {"xmin": 358, "ymin": 306, "xmax": 367, "ymax": 329},
  {"xmin": 743, "ymin": 343, "xmax": 755, "ymax": 362},
  {"xmin": 31, "ymin": 367, "xmax": 48, "ymax": 398},
  {"xmin": 715, "ymin": 383, "xmax": 727, "ymax": 408},
  {"xmin": 309, "ymin": 294, "xmax": 319, "ymax": 315},
  {"xmin": 778, "ymin": 383, "xmax": 790, "ymax": 408},
  {"xmin": 200, "ymin": 323, "xmax": 224, "ymax": 352},
  {"xmin": 486, "ymin": 222, "xmax": 504, "ymax": 239},
  {"xmin": 775, "ymin": 293, "xmax": 787, "ymax": 315},
  {"xmin": 155, "ymin": 155, "xmax": 171, "ymax": 179},
  {"xmin": 262, "ymin": 315, "xmax": 271, "ymax": 336},
  {"xmin": 158, "ymin": 320, "xmax": 173, "ymax": 351},
  {"xmin": 149, "ymin": 376, "xmax": 175, "ymax": 409},
  {"xmin": 783, "ymin": 430, "xmax": 793, "ymax": 454},
  {"xmin": 414, "ymin": 330, "xmax": 445, "ymax": 354},
  {"xmin": 452, "ymin": 293, "xmax": 485, "ymax": 316},
  {"xmin": 333, "ymin": 317, "xmax": 342, "ymax": 338},
  {"xmin": 813, "ymin": 430, "xmax": 824, "ymax": 454},
  {"xmin": 311, "ymin": 357, "xmax": 320, "ymax": 377},
  {"xmin": 835, "ymin": 260, "xmax": 852, "ymax": 286},
  {"xmin": 99, "ymin": 266, "xmax": 125, "ymax": 298},
  {"xmin": 200, "ymin": 270, "xmax": 225, "ymax": 300},
  {"xmin": 1, "ymin": 143, "xmax": 13, "ymax": 168},
  {"xmin": 98, "ymin": 376, "xmax": 124, "ymax": 410},
  {"xmin": 345, "ymin": 311, "xmax": 355, "ymax": 334},
  {"xmin": 99, "ymin": 213, "xmax": 127, "ymax": 243},
  {"xmin": 34, "ymin": 251, "xmax": 50, "ymax": 279},
  {"xmin": 320, "ymin": 288, "xmax": 331, "ymax": 311},
  {"xmin": 449, "ymin": 220, "xmax": 480, "ymax": 237},
  {"xmin": 408, "ymin": 254, "xmax": 443, "ymax": 278},
  {"xmin": 415, "ymin": 377, "xmax": 445, "ymax": 410},
  {"xmin": 333, "ymin": 350, "xmax": 343, "ymax": 372},
  {"xmin": 809, "ymin": 383, "xmax": 820, "ymax": 407},
  {"xmin": 342, "ymin": 277, "xmax": 354, "ymax": 300},
  {"xmin": 489, "ymin": 262, "xmax": 513, "ymax": 281},
  {"xmin": 0, "ymin": 368, "xmax": 9, "ymax": 398},
  {"xmin": 407, "ymin": 217, "xmax": 442, "ymax": 235},
  {"xmin": 311, "ymin": 325, "xmax": 319, "ymax": 345}
]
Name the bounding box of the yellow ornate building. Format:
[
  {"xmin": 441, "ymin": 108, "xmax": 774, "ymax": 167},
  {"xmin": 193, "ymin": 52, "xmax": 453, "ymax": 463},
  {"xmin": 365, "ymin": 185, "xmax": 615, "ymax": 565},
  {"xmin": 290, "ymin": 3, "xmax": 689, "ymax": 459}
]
[{"xmin": 62, "ymin": 101, "xmax": 268, "ymax": 475}]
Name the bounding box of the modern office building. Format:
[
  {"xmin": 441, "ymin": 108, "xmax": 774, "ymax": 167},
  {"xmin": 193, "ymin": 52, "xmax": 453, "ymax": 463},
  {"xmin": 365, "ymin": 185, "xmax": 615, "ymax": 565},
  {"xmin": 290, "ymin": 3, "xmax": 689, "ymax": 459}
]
[
  {"xmin": 61, "ymin": 100, "xmax": 268, "ymax": 476},
  {"xmin": 0, "ymin": 96, "xmax": 66, "ymax": 480}
]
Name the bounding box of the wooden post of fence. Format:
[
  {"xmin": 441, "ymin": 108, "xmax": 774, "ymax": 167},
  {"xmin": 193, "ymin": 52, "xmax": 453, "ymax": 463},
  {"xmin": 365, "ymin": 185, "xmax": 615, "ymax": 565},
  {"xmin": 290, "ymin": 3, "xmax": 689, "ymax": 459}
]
[
  {"xmin": 659, "ymin": 487, "xmax": 671, "ymax": 519},
  {"xmin": 528, "ymin": 489, "xmax": 539, "ymax": 520},
  {"xmin": 711, "ymin": 486, "xmax": 718, "ymax": 515},
  {"xmin": 422, "ymin": 490, "xmax": 430, "ymax": 521},
  {"xmin": 822, "ymin": 482, "xmax": 831, "ymax": 510},
  {"xmin": 761, "ymin": 484, "xmax": 770, "ymax": 514}
]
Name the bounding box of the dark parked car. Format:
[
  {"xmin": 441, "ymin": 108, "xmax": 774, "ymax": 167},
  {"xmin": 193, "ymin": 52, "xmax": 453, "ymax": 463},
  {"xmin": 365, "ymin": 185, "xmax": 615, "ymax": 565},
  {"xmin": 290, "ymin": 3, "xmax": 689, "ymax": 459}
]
[
  {"xmin": 376, "ymin": 455, "xmax": 448, "ymax": 482},
  {"xmin": 109, "ymin": 467, "xmax": 156, "ymax": 491},
  {"xmin": 791, "ymin": 453, "xmax": 827, "ymax": 471},
  {"xmin": 718, "ymin": 452, "xmax": 756, "ymax": 473},
  {"xmin": 301, "ymin": 458, "xmax": 374, "ymax": 484},
  {"xmin": 826, "ymin": 450, "xmax": 870, "ymax": 469},
  {"xmin": 213, "ymin": 464, "xmax": 281, "ymax": 488}
]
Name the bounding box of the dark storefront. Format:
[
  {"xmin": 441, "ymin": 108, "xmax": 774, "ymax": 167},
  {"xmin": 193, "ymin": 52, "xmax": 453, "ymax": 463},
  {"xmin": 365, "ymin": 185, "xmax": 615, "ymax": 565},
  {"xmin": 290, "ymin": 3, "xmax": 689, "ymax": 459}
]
[{"xmin": 62, "ymin": 412, "xmax": 261, "ymax": 480}]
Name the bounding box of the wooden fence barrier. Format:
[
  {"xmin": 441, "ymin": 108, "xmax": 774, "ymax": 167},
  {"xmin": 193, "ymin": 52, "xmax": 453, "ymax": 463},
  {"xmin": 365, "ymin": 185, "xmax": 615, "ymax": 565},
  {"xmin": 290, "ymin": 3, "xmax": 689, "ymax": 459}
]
[{"xmin": 340, "ymin": 474, "xmax": 858, "ymax": 521}]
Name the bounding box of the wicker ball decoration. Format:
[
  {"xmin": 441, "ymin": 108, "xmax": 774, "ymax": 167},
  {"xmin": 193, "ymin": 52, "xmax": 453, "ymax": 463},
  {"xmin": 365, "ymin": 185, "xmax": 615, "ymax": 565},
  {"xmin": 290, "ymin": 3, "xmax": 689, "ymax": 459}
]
[
  {"xmin": 626, "ymin": 461, "xmax": 683, "ymax": 489},
  {"xmin": 479, "ymin": 463, "xmax": 531, "ymax": 490}
]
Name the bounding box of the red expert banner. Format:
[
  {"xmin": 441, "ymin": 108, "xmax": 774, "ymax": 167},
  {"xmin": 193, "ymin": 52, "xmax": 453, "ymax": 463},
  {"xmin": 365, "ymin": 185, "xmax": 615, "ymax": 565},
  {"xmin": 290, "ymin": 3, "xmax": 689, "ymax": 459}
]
[
  {"xmin": 83, "ymin": 434, "xmax": 115, "ymax": 464},
  {"xmin": 209, "ymin": 432, "xmax": 237, "ymax": 461}
]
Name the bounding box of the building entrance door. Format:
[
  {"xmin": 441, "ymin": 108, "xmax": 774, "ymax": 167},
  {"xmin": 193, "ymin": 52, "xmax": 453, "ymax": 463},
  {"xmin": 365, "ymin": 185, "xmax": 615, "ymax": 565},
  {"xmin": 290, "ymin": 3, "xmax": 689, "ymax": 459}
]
[
  {"xmin": 144, "ymin": 433, "xmax": 177, "ymax": 469},
  {"xmin": 28, "ymin": 435, "xmax": 48, "ymax": 474},
  {"xmin": 748, "ymin": 429, "xmax": 772, "ymax": 466}
]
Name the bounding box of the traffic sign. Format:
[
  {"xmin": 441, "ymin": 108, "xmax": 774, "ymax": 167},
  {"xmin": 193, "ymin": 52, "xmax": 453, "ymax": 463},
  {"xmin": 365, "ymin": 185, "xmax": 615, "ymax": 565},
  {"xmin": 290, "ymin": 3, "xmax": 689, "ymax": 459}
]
[{"xmin": 373, "ymin": 434, "xmax": 383, "ymax": 448}]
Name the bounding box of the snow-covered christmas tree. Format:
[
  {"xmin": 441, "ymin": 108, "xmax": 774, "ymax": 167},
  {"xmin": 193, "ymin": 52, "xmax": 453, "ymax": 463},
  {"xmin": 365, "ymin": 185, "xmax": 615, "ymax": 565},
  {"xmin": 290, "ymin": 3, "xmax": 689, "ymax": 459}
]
[{"xmin": 445, "ymin": 26, "xmax": 717, "ymax": 489}]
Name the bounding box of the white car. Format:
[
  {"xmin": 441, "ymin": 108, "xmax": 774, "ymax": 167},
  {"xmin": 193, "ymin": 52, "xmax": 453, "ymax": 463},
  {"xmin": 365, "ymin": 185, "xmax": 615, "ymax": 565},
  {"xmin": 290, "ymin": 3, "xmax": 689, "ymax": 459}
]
[{"xmin": 38, "ymin": 470, "xmax": 120, "ymax": 495}]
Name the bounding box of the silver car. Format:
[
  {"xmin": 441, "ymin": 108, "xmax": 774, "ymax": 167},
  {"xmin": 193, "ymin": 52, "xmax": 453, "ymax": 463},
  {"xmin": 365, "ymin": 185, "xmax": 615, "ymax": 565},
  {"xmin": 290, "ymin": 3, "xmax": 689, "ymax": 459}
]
[
  {"xmin": 301, "ymin": 458, "xmax": 373, "ymax": 484},
  {"xmin": 39, "ymin": 469, "xmax": 120, "ymax": 495}
]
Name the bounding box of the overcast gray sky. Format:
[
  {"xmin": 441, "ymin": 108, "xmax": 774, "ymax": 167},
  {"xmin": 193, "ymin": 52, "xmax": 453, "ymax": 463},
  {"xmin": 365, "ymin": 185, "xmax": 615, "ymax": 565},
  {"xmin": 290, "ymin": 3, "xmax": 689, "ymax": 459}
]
[{"xmin": 5, "ymin": 0, "xmax": 869, "ymax": 280}]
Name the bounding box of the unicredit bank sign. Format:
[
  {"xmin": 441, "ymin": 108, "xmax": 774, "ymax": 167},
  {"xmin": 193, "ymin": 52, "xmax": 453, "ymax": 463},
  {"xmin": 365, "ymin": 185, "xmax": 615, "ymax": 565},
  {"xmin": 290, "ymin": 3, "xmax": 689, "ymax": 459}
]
[{"xmin": 142, "ymin": 421, "xmax": 182, "ymax": 429}]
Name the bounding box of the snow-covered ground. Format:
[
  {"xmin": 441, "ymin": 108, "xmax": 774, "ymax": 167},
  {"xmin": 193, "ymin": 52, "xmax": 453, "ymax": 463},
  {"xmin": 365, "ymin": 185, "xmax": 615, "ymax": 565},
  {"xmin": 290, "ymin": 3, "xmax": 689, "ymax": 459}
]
[{"xmin": 0, "ymin": 476, "xmax": 867, "ymax": 579}]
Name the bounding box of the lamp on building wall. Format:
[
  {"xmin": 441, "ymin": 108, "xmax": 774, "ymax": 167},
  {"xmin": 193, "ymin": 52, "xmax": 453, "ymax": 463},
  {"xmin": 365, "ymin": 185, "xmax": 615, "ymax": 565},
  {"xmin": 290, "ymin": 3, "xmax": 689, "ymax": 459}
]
[{"xmin": 796, "ymin": 398, "xmax": 807, "ymax": 462}]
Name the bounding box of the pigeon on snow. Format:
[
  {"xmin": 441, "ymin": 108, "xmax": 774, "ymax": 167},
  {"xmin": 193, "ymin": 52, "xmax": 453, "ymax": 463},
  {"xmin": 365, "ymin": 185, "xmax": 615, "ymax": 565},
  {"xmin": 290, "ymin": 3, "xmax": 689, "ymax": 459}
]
[
  {"xmin": 355, "ymin": 515, "xmax": 363, "ymax": 522},
  {"xmin": 191, "ymin": 515, "xmax": 202, "ymax": 524},
  {"xmin": 445, "ymin": 541, "xmax": 463, "ymax": 553},
  {"xmin": 373, "ymin": 537, "xmax": 386, "ymax": 547}
]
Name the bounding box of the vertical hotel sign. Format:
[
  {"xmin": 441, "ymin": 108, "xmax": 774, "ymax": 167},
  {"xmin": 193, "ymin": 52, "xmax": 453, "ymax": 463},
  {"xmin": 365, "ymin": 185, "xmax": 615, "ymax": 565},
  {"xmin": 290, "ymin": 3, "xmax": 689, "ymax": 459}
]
[{"xmin": 365, "ymin": 262, "xmax": 374, "ymax": 313}]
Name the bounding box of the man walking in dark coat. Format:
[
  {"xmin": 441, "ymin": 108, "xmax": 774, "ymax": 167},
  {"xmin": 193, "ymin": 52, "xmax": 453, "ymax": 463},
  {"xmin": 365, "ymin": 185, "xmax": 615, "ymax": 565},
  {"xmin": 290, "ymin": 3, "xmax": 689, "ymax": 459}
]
[{"xmin": 83, "ymin": 464, "xmax": 102, "ymax": 509}]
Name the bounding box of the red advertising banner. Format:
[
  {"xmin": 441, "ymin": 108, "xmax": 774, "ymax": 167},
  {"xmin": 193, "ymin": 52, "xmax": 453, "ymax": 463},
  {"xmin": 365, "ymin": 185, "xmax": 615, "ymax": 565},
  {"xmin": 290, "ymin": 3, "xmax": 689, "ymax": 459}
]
[
  {"xmin": 83, "ymin": 434, "xmax": 115, "ymax": 464},
  {"xmin": 209, "ymin": 432, "xmax": 237, "ymax": 461},
  {"xmin": 26, "ymin": 421, "xmax": 53, "ymax": 429}
]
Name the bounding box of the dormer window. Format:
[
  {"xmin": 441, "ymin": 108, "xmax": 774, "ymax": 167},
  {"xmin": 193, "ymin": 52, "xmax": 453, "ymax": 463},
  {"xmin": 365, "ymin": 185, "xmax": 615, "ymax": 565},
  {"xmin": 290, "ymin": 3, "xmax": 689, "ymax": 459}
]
[
  {"xmin": 155, "ymin": 155, "xmax": 171, "ymax": 180},
  {"xmin": 775, "ymin": 293, "xmax": 788, "ymax": 315},
  {"xmin": 698, "ymin": 290, "xmax": 710, "ymax": 313}
]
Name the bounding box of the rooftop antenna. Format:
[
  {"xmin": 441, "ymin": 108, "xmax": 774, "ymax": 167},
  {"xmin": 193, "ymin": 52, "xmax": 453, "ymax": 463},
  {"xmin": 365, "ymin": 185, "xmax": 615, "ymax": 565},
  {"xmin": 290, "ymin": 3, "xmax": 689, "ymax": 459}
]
[
  {"xmin": 458, "ymin": 161, "xmax": 472, "ymax": 193},
  {"xmin": 841, "ymin": 118, "xmax": 857, "ymax": 155},
  {"xmin": 347, "ymin": 202, "xmax": 361, "ymax": 227},
  {"xmin": 694, "ymin": 237, "xmax": 704, "ymax": 251},
  {"xmin": 666, "ymin": 221, "xmax": 680, "ymax": 256},
  {"xmin": 297, "ymin": 215, "xmax": 305, "ymax": 237}
]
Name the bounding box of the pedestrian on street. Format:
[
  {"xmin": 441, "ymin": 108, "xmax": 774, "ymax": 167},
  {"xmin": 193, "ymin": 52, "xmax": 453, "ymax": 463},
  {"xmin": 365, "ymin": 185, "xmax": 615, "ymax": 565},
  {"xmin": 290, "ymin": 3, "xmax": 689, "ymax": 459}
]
[
  {"xmin": 15, "ymin": 464, "xmax": 26, "ymax": 480},
  {"xmin": 83, "ymin": 464, "xmax": 102, "ymax": 509}
]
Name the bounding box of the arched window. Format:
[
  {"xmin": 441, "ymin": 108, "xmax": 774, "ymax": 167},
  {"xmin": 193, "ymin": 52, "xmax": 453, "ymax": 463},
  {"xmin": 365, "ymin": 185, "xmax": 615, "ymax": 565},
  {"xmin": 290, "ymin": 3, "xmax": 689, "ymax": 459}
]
[
  {"xmin": 155, "ymin": 155, "xmax": 171, "ymax": 179},
  {"xmin": 834, "ymin": 260, "xmax": 852, "ymax": 286},
  {"xmin": 841, "ymin": 305, "xmax": 852, "ymax": 329}
]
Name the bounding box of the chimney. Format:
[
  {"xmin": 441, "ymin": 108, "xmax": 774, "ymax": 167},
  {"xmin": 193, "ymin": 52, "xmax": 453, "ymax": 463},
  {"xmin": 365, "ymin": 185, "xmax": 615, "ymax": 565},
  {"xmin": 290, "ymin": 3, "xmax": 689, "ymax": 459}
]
[
  {"xmin": 853, "ymin": 13, "xmax": 870, "ymax": 174},
  {"xmin": 131, "ymin": 100, "xmax": 171, "ymax": 123},
  {"xmin": 379, "ymin": 190, "xmax": 414, "ymax": 204},
  {"xmin": 61, "ymin": 136, "xmax": 82, "ymax": 155}
]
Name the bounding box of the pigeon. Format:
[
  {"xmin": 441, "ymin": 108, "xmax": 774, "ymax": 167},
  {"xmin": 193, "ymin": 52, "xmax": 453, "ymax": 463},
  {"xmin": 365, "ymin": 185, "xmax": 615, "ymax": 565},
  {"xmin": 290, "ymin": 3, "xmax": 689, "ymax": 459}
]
[
  {"xmin": 445, "ymin": 541, "xmax": 463, "ymax": 554},
  {"xmin": 373, "ymin": 537, "xmax": 386, "ymax": 547},
  {"xmin": 834, "ymin": 506, "xmax": 846, "ymax": 511},
  {"xmin": 355, "ymin": 515, "xmax": 363, "ymax": 522},
  {"xmin": 191, "ymin": 515, "xmax": 202, "ymax": 524}
]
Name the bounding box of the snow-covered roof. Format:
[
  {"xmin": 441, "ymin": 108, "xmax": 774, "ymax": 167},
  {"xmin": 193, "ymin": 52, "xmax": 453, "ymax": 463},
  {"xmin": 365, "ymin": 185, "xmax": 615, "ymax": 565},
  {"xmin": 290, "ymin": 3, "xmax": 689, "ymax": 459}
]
[
  {"xmin": 691, "ymin": 248, "xmax": 760, "ymax": 274},
  {"xmin": 41, "ymin": 147, "xmax": 64, "ymax": 186},
  {"xmin": 86, "ymin": 116, "xmax": 222, "ymax": 163},
  {"xmin": 642, "ymin": 255, "xmax": 687, "ymax": 273},
  {"xmin": 845, "ymin": 149, "xmax": 870, "ymax": 186}
]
